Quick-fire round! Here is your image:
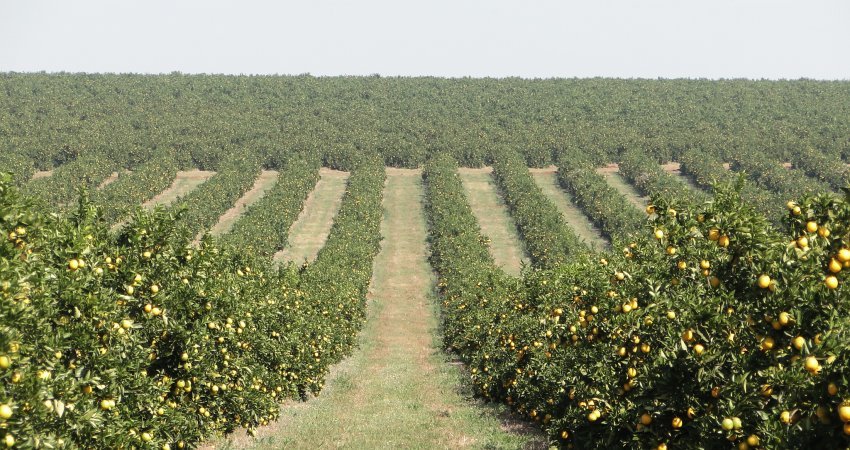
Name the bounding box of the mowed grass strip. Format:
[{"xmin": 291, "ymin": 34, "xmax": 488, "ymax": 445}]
[
  {"xmin": 142, "ymin": 170, "xmax": 215, "ymax": 209},
  {"xmin": 273, "ymin": 168, "xmax": 349, "ymax": 264},
  {"xmin": 216, "ymin": 169, "xmax": 541, "ymax": 450},
  {"xmin": 207, "ymin": 170, "xmax": 279, "ymax": 236},
  {"xmin": 30, "ymin": 170, "xmax": 53, "ymax": 180},
  {"xmin": 457, "ymin": 167, "xmax": 529, "ymax": 276},
  {"xmin": 97, "ymin": 171, "xmax": 122, "ymax": 189},
  {"xmin": 660, "ymin": 162, "xmax": 708, "ymax": 193},
  {"xmin": 529, "ymin": 167, "xmax": 609, "ymax": 251},
  {"xmin": 596, "ymin": 163, "xmax": 648, "ymax": 210}
]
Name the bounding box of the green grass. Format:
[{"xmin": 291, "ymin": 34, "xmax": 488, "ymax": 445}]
[
  {"xmin": 207, "ymin": 170, "xmax": 543, "ymax": 450},
  {"xmin": 457, "ymin": 168, "xmax": 529, "ymax": 276}
]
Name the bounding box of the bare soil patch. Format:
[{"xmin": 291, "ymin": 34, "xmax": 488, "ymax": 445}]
[
  {"xmin": 457, "ymin": 167, "xmax": 529, "ymax": 276},
  {"xmin": 273, "ymin": 168, "xmax": 349, "ymax": 265}
]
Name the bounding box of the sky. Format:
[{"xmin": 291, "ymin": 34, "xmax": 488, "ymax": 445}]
[{"xmin": 1, "ymin": 0, "xmax": 848, "ymax": 79}]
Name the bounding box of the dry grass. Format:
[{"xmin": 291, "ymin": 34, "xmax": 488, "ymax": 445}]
[
  {"xmin": 207, "ymin": 170, "xmax": 279, "ymax": 237},
  {"xmin": 529, "ymin": 167, "xmax": 609, "ymax": 251},
  {"xmin": 273, "ymin": 168, "xmax": 349, "ymax": 265},
  {"xmin": 457, "ymin": 167, "xmax": 529, "ymax": 276}
]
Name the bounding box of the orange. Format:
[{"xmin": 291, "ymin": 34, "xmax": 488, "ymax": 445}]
[{"xmin": 825, "ymin": 276, "xmax": 839, "ymax": 289}]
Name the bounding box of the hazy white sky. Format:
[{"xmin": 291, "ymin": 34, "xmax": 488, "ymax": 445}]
[{"xmin": 1, "ymin": 0, "xmax": 848, "ymax": 79}]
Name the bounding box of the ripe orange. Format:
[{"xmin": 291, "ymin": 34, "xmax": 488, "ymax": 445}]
[
  {"xmin": 828, "ymin": 383, "xmax": 839, "ymax": 396},
  {"xmin": 693, "ymin": 344, "xmax": 705, "ymax": 355},
  {"xmin": 805, "ymin": 356, "xmax": 821, "ymax": 374},
  {"xmin": 672, "ymin": 417, "xmax": 683, "ymax": 428},
  {"xmin": 757, "ymin": 275, "xmax": 771, "ymax": 289},
  {"xmin": 825, "ymin": 275, "xmax": 839, "ymax": 289},
  {"xmin": 838, "ymin": 403, "xmax": 850, "ymax": 422}
]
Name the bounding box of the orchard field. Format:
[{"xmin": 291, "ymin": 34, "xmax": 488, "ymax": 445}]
[{"xmin": 1, "ymin": 74, "xmax": 850, "ymax": 449}]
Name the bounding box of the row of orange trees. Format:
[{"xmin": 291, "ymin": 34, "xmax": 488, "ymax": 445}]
[
  {"xmin": 5, "ymin": 75, "xmax": 850, "ymax": 174},
  {"xmin": 554, "ymin": 147, "xmax": 644, "ymax": 242},
  {"xmin": 677, "ymin": 148, "xmax": 786, "ymax": 226},
  {"xmin": 222, "ymin": 158, "xmax": 320, "ymax": 258},
  {"xmin": 425, "ymin": 152, "xmax": 850, "ymax": 448},
  {"xmin": 0, "ymin": 153, "xmax": 383, "ymax": 449},
  {"xmin": 490, "ymin": 148, "xmax": 586, "ymax": 268}
]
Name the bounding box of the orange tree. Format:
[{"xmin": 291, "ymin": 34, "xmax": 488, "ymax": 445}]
[
  {"xmin": 425, "ymin": 151, "xmax": 850, "ymax": 448},
  {"xmin": 0, "ymin": 156, "xmax": 384, "ymax": 449}
]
